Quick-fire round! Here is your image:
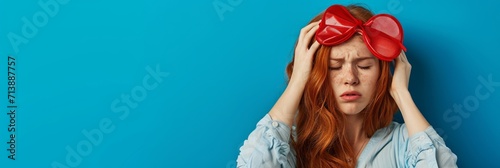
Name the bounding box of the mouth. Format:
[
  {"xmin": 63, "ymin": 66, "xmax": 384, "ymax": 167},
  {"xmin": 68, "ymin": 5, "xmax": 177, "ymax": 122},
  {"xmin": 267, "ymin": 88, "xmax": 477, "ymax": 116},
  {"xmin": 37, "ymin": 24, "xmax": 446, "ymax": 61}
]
[{"xmin": 340, "ymin": 91, "xmax": 362, "ymax": 101}]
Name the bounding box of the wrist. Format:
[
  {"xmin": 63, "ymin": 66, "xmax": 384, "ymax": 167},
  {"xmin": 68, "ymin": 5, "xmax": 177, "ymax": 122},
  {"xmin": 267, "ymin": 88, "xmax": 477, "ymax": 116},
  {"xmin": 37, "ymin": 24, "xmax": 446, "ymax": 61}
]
[
  {"xmin": 289, "ymin": 73, "xmax": 309, "ymax": 86},
  {"xmin": 390, "ymin": 88, "xmax": 410, "ymax": 105}
]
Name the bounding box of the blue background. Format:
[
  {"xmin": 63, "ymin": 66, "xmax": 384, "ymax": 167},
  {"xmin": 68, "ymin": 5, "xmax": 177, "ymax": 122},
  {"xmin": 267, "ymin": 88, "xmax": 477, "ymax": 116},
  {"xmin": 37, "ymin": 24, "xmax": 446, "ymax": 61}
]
[{"xmin": 1, "ymin": 0, "xmax": 499, "ymax": 167}]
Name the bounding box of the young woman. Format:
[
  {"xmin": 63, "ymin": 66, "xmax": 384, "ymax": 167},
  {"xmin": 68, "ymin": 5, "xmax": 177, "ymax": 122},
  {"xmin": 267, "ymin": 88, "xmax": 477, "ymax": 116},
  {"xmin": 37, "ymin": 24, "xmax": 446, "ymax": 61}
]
[{"xmin": 236, "ymin": 4, "xmax": 457, "ymax": 168}]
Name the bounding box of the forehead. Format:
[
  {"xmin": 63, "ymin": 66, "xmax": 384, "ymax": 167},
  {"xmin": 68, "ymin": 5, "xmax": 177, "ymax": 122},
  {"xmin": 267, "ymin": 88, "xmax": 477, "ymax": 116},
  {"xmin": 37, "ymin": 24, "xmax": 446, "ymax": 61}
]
[{"xmin": 329, "ymin": 36, "xmax": 374, "ymax": 59}]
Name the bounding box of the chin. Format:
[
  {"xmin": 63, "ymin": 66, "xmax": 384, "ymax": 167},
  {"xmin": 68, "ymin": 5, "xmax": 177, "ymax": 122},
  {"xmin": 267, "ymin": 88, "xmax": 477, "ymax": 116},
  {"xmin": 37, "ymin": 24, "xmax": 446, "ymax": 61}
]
[
  {"xmin": 339, "ymin": 109, "xmax": 362, "ymax": 115},
  {"xmin": 338, "ymin": 105, "xmax": 367, "ymax": 115},
  {"xmin": 342, "ymin": 111, "xmax": 364, "ymax": 116}
]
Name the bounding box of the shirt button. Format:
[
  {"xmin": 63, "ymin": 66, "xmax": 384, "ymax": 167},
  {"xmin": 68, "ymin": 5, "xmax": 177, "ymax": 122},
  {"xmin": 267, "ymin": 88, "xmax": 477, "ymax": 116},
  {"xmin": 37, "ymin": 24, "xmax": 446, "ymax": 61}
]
[{"xmin": 272, "ymin": 121, "xmax": 279, "ymax": 128}]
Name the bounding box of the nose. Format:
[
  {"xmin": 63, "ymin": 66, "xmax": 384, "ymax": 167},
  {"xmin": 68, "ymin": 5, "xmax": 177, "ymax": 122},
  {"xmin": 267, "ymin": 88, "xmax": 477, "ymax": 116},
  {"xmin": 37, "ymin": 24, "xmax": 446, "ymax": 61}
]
[{"xmin": 343, "ymin": 66, "xmax": 359, "ymax": 85}]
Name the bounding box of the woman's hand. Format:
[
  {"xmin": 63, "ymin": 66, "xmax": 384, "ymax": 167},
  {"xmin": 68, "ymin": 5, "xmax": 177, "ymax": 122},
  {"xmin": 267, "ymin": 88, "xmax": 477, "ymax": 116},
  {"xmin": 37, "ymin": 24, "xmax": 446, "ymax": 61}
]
[
  {"xmin": 390, "ymin": 51, "xmax": 412, "ymax": 98},
  {"xmin": 290, "ymin": 21, "xmax": 321, "ymax": 83},
  {"xmin": 390, "ymin": 51, "xmax": 430, "ymax": 136},
  {"xmin": 268, "ymin": 21, "xmax": 321, "ymax": 127}
]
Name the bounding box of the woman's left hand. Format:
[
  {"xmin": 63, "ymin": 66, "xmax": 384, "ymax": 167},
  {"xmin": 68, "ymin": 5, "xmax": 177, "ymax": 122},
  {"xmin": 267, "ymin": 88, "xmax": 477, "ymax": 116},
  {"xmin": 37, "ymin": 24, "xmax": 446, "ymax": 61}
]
[
  {"xmin": 390, "ymin": 51, "xmax": 412, "ymax": 98},
  {"xmin": 390, "ymin": 51, "xmax": 431, "ymax": 136}
]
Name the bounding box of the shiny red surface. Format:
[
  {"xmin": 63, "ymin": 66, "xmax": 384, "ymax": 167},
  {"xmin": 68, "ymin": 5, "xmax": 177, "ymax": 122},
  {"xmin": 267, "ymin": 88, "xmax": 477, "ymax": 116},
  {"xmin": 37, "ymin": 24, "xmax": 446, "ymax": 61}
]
[{"xmin": 316, "ymin": 5, "xmax": 407, "ymax": 61}]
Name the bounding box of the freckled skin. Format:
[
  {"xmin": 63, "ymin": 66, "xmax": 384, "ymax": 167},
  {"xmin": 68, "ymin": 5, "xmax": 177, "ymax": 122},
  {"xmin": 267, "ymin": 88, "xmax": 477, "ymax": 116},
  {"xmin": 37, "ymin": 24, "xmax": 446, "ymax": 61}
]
[{"xmin": 329, "ymin": 36, "xmax": 380, "ymax": 115}]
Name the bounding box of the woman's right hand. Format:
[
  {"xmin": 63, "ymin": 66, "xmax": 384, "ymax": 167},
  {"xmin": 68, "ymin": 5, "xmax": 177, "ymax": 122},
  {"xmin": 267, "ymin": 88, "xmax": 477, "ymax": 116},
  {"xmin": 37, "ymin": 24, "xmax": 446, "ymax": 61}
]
[
  {"xmin": 290, "ymin": 21, "xmax": 321, "ymax": 83},
  {"xmin": 268, "ymin": 21, "xmax": 321, "ymax": 127}
]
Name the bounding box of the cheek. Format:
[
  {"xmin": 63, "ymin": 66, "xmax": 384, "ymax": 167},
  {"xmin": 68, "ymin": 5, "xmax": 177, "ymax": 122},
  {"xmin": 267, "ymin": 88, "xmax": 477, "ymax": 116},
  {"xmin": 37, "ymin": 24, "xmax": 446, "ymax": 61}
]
[
  {"xmin": 359, "ymin": 70, "xmax": 380, "ymax": 93},
  {"xmin": 329, "ymin": 73, "xmax": 342, "ymax": 96},
  {"xmin": 359, "ymin": 73, "xmax": 377, "ymax": 85},
  {"xmin": 329, "ymin": 73, "xmax": 342, "ymax": 85}
]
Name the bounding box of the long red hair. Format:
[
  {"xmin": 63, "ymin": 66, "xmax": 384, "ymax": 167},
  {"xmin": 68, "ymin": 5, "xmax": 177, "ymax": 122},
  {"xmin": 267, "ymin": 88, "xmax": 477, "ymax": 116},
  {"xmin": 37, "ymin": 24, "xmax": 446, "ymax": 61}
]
[{"xmin": 286, "ymin": 5, "xmax": 398, "ymax": 168}]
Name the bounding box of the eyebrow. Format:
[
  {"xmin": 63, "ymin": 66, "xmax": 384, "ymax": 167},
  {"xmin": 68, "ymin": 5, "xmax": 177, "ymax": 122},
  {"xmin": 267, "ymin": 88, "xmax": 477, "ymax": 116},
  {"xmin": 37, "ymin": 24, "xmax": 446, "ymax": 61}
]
[{"xmin": 330, "ymin": 57, "xmax": 375, "ymax": 62}]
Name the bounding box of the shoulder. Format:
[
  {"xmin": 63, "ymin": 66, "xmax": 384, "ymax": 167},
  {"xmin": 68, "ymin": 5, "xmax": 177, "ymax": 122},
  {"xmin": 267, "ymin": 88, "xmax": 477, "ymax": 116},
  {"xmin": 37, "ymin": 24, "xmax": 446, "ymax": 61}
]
[
  {"xmin": 374, "ymin": 122, "xmax": 406, "ymax": 135},
  {"xmin": 372, "ymin": 122, "xmax": 410, "ymax": 143}
]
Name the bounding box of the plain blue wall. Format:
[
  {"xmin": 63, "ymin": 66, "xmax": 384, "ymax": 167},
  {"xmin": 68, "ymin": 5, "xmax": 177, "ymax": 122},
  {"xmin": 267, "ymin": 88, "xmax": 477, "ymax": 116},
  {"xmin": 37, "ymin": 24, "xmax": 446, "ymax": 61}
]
[{"xmin": 1, "ymin": 0, "xmax": 499, "ymax": 167}]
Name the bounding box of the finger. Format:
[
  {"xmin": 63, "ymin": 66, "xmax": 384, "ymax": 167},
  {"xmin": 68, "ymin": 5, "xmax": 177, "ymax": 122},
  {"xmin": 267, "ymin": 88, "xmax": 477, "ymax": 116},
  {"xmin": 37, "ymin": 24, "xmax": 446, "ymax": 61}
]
[
  {"xmin": 308, "ymin": 40, "xmax": 321, "ymax": 54},
  {"xmin": 402, "ymin": 52, "xmax": 412, "ymax": 68},
  {"xmin": 399, "ymin": 51, "xmax": 409, "ymax": 64},
  {"xmin": 298, "ymin": 21, "xmax": 321, "ymax": 46},
  {"xmin": 303, "ymin": 25, "xmax": 320, "ymax": 47},
  {"xmin": 306, "ymin": 24, "xmax": 320, "ymax": 35},
  {"xmin": 394, "ymin": 51, "xmax": 412, "ymax": 72},
  {"xmin": 303, "ymin": 20, "xmax": 321, "ymax": 31},
  {"xmin": 393, "ymin": 52, "xmax": 403, "ymax": 64}
]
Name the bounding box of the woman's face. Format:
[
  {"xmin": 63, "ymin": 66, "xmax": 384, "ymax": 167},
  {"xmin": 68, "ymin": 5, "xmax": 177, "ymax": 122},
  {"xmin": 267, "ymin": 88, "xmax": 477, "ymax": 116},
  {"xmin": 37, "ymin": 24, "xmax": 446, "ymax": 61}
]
[{"xmin": 328, "ymin": 36, "xmax": 380, "ymax": 115}]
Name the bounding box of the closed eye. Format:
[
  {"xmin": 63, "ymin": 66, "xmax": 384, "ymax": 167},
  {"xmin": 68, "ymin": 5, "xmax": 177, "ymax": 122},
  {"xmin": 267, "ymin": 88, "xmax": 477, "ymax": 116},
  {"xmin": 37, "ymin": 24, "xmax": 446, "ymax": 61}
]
[
  {"xmin": 329, "ymin": 66, "xmax": 341, "ymax": 70},
  {"xmin": 357, "ymin": 66, "xmax": 371, "ymax": 70}
]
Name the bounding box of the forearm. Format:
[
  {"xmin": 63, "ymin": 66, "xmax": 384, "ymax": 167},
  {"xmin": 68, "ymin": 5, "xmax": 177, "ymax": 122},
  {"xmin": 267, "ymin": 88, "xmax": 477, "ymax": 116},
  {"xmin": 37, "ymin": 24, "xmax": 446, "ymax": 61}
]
[
  {"xmin": 268, "ymin": 76, "xmax": 307, "ymax": 127},
  {"xmin": 392, "ymin": 89, "xmax": 430, "ymax": 136}
]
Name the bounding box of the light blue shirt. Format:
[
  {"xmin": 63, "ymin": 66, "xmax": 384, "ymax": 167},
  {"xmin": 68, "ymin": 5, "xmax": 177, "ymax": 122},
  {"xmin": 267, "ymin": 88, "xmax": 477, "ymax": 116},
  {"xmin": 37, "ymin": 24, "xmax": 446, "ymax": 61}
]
[{"xmin": 237, "ymin": 114, "xmax": 457, "ymax": 168}]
